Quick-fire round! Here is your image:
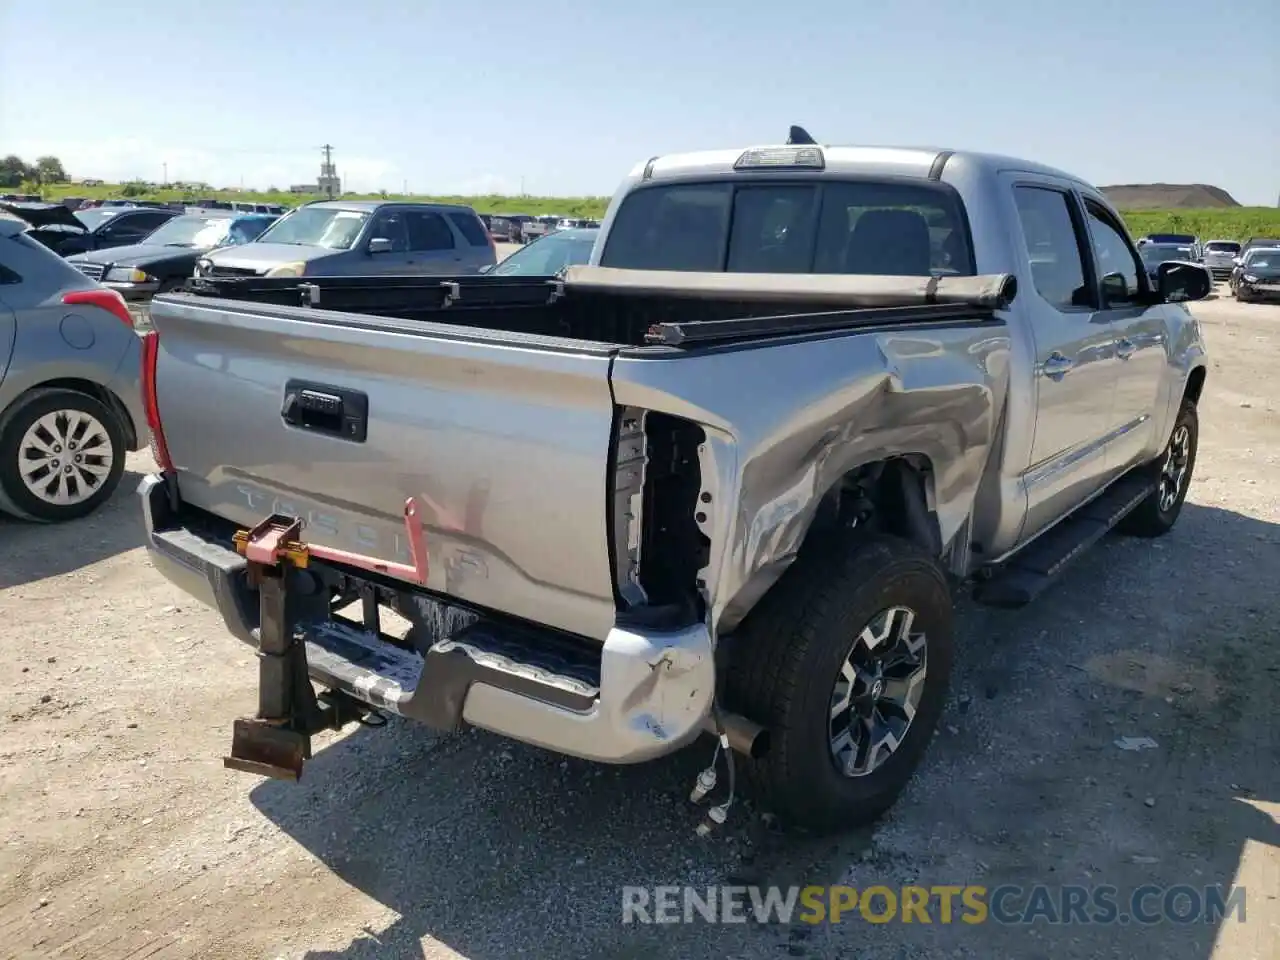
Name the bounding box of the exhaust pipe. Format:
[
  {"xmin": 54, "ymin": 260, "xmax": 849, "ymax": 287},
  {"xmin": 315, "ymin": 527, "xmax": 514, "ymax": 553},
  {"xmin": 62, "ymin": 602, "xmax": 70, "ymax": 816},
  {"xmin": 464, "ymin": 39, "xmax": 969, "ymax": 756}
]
[{"xmin": 703, "ymin": 711, "xmax": 770, "ymax": 759}]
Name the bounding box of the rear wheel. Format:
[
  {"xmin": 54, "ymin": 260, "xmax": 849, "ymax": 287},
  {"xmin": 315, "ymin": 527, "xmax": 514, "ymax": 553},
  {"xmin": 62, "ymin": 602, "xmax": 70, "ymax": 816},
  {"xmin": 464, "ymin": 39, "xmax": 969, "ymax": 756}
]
[
  {"xmin": 0, "ymin": 388, "xmax": 126, "ymax": 522},
  {"xmin": 725, "ymin": 534, "xmax": 954, "ymax": 832},
  {"xmin": 1118, "ymin": 400, "xmax": 1198, "ymax": 538}
]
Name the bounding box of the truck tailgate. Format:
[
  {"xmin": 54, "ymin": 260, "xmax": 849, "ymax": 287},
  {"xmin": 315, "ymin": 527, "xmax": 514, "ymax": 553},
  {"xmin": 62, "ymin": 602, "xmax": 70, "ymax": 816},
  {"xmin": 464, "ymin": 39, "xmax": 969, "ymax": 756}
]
[{"xmin": 150, "ymin": 296, "xmax": 620, "ymax": 641}]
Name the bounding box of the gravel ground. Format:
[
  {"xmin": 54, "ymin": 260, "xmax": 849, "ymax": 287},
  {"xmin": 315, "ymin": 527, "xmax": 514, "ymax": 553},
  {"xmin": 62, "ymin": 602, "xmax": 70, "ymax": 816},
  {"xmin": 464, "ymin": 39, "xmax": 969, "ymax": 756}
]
[{"xmin": 0, "ymin": 291, "xmax": 1276, "ymax": 960}]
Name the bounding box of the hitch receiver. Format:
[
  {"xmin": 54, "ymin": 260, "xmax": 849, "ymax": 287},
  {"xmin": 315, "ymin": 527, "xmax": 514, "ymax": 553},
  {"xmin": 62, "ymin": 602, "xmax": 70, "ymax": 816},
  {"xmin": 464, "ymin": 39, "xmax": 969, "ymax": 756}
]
[
  {"xmin": 223, "ymin": 500, "xmax": 428, "ymax": 782},
  {"xmin": 224, "ymin": 515, "xmax": 349, "ymax": 781}
]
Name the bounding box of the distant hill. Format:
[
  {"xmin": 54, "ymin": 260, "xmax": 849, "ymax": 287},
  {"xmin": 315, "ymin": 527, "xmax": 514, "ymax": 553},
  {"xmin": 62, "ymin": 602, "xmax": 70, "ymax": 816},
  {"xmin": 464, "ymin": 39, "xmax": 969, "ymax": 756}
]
[{"xmin": 1101, "ymin": 183, "xmax": 1240, "ymax": 210}]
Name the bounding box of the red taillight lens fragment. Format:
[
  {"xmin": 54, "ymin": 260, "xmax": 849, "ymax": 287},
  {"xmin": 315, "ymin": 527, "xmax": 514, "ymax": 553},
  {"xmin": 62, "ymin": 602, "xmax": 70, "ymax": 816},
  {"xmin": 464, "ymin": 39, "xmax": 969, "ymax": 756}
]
[
  {"xmin": 140, "ymin": 330, "xmax": 175, "ymax": 473},
  {"xmin": 63, "ymin": 288, "xmax": 134, "ymax": 328}
]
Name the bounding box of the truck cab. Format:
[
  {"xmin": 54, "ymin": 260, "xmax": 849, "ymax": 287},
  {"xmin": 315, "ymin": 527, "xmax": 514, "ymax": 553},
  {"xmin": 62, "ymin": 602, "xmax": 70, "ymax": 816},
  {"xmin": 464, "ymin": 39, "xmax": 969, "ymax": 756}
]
[{"xmin": 591, "ymin": 144, "xmax": 1206, "ymax": 560}]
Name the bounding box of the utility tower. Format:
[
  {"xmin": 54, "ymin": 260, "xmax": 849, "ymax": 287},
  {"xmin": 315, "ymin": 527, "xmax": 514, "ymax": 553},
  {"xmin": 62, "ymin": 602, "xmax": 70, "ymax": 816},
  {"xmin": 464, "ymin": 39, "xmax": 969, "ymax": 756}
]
[{"xmin": 319, "ymin": 144, "xmax": 340, "ymax": 198}]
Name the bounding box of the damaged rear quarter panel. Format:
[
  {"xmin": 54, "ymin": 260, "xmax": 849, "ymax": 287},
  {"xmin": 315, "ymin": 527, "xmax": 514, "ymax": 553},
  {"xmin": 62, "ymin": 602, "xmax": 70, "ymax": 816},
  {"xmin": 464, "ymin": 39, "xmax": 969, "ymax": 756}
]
[{"xmin": 610, "ymin": 321, "xmax": 1010, "ymax": 633}]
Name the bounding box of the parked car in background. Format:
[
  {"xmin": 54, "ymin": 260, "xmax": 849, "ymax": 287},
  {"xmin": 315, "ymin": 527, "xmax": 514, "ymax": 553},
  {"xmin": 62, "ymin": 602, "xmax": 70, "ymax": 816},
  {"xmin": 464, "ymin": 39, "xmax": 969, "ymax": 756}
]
[
  {"xmin": 1139, "ymin": 233, "xmax": 1202, "ymax": 260},
  {"xmin": 1201, "ymin": 239, "xmax": 1241, "ymax": 282},
  {"xmin": 1138, "ymin": 242, "xmax": 1198, "ymax": 287},
  {"xmin": 1241, "ymin": 236, "xmax": 1280, "ymax": 257},
  {"xmin": 555, "ymin": 218, "xmax": 600, "ymax": 230},
  {"xmin": 65, "ymin": 206, "xmax": 179, "ymax": 256},
  {"xmin": 195, "ymin": 200, "xmax": 495, "ymax": 278},
  {"xmin": 0, "ymin": 212, "xmax": 146, "ymax": 522},
  {"xmin": 67, "ymin": 212, "xmax": 278, "ymax": 301},
  {"xmin": 1231, "ymin": 247, "xmax": 1280, "ymax": 302},
  {"xmin": 520, "ymin": 215, "xmax": 561, "ymax": 243},
  {"xmin": 482, "ymin": 227, "xmax": 599, "ymax": 276},
  {"xmin": 0, "ymin": 202, "xmax": 91, "ymax": 253},
  {"xmin": 0, "ymin": 203, "xmax": 178, "ymax": 256},
  {"xmin": 488, "ymin": 213, "xmax": 534, "ymax": 243},
  {"xmin": 225, "ymin": 201, "xmax": 284, "ymax": 215}
]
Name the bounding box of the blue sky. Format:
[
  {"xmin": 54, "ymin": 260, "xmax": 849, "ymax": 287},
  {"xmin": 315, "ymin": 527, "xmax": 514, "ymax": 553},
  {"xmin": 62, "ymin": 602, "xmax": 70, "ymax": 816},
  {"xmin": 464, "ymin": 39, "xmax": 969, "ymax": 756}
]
[{"xmin": 2, "ymin": 0, "xmax": 1276, "ymax": 203}]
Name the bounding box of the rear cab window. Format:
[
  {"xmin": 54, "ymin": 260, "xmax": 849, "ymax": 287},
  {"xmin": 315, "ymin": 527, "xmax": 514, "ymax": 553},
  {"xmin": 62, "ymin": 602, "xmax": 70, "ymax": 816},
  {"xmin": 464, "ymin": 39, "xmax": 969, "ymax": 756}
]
[{"xmin": 599, "ymin": 178, "xmax": 974, "ymax": 277}]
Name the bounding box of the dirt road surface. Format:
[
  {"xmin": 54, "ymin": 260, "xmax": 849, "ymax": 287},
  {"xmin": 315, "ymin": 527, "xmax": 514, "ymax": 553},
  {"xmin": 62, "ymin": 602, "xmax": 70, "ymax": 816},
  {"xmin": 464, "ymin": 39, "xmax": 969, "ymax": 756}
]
[{"xmin": 1, "ymin": 293, "xmax": 1276, "ymax": 960}]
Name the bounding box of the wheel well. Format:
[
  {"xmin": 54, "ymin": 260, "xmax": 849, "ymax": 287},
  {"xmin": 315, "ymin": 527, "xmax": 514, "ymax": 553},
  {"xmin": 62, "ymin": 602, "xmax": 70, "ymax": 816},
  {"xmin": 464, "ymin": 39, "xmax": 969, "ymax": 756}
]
[
  {"xmin": 21, "ymin": 378, "xmax": 138, "ymax": 448},
  {"xmin": 1183, "ymin": 366, "xmax": 1206, "ymax": 407},
  {"xmin": 801, "ymin": 456, "xmax": 942, "ymax": 559}
]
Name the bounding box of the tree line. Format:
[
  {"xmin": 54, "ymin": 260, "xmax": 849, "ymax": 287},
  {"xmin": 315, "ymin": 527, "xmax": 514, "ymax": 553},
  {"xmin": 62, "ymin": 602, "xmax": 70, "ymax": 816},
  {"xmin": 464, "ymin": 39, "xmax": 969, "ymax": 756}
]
[{"xmin": 0, "ymin": 155, "xmax": 69, "ymax": 188}]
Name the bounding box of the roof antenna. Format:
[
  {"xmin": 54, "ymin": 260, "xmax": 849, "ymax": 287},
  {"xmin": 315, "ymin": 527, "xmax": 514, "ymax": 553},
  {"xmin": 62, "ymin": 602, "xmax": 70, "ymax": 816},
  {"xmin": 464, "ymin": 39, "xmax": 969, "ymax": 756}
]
[{"xmin": 786, "ymin": 125, "xmax": 816, "ymax": 145}]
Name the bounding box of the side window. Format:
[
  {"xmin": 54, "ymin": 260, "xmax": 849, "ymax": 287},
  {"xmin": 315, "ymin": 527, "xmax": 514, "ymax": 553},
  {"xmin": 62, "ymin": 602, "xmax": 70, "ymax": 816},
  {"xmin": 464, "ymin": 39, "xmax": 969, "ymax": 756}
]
[
  {"xmin": 447, "ymin": 211, "xmax": 489, "ymax": 247},
  {"xmin": 133, "ymin": 212, "xmax": 171, "ymax": 233},
  {"xmin": 100, "ymin": 214, "xmax": 136, "ymax": 235},
  {"xmin": 109, "ymin": 212, "xmax": 166, "ymax": 236},
  {"xmin": 369, "ymin": 212, "xmax": 409, "ymax": 252},
  {"xmin": 228, "ymin": 220, "xmax": 264, "ymax": 245},
  {"xmin": 406, "ymin": 211, "xmax": 456, "ymax": 252},
  {"xmin": 1012, "ymin": 186, "xmax": 1090, "ymax": 311},
  {"xmin": 1084, "ymin": 203, "xmax": 1142, "ymax": 303}
]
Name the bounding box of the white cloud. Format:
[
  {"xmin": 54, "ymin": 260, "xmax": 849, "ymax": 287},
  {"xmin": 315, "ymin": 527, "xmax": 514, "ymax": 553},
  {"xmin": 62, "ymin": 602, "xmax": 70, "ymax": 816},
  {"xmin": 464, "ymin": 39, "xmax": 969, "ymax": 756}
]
[{"xmin": 6, "ymin": 136, "xmax": 399, "ymax": 193}]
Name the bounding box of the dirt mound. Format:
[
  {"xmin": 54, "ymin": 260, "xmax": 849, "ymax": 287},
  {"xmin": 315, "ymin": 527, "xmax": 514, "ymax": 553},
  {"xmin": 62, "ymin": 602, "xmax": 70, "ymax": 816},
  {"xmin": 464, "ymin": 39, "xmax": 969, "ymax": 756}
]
[{"xmin": 1101, "ymin": 183, "xmax": 1240, "ymax": 209}]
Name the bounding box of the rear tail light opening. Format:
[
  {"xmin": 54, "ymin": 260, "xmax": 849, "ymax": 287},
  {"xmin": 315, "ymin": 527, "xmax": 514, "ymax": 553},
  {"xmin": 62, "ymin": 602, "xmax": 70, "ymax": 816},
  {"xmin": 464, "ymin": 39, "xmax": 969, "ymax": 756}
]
[{"xmin": 140, "ymin": 330, "xmax": 175, "ymax": 473}]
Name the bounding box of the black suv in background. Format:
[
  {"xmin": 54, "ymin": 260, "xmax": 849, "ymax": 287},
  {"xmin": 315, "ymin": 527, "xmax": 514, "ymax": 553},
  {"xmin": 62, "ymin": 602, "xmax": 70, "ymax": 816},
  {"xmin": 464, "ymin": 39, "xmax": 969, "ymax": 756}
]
[
  {"xmin": 67, "ymin": 212, "xmax": 278, "ymax": 301},
  {"xmin": 0, "ymin": 202, "xmax": 177, "ymax": 256}
]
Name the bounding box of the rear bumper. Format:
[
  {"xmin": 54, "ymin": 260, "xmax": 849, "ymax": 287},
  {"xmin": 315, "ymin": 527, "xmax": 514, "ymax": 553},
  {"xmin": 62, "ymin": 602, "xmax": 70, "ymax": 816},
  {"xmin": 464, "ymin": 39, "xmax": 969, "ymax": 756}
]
[{"xmin": 139, "ymin": 475, "xmax": 715, "ymax": 764}]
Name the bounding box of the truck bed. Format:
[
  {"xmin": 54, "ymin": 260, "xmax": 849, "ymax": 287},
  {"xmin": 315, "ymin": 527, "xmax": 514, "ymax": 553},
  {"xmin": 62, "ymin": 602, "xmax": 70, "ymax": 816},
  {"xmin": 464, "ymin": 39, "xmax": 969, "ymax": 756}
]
[
  {"xmin": 182, "ymin": 266, "xmax": 1017, "ymax": 349},
  {"xmin": 149, "ymin": 267, "xmax": 1015, "ymax": 643}
]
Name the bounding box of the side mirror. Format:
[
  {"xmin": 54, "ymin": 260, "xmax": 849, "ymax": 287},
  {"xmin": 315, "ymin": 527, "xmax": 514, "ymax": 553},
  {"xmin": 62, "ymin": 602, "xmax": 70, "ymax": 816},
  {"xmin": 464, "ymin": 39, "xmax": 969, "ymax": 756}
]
[
  {"xmin": 1232, "ymin": 257, "xmax": 1243, "ymax": 266},
  {"xmin": 477, "ymin": 264, "xmax": 493, "ymax": 274},
  {"xmin": 367, "ymin": 237, "xmax": 393, "ymax": 255},
  {"xmin": 1157, "ymin": 262, "xmax": 1211, "ymax": 303},
  {"xmin": 1100, "ymin": 271, "xmax": 1129, "ymax": 303}
]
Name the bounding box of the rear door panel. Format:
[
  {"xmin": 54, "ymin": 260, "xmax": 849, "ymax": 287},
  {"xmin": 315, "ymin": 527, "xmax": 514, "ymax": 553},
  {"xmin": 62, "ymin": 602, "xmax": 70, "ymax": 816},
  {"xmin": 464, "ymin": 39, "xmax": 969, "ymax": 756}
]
[{"xmin": 1004, "ymin": 177, "xmax": 1121, "ymax": 541}]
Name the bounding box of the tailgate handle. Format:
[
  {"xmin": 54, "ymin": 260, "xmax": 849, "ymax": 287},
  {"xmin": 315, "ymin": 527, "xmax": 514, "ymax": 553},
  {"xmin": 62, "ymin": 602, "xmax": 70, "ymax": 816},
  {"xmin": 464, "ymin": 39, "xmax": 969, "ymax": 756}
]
[{"xmin": 281, "ymin": 380, "xmax": 368, "ymax": 443}]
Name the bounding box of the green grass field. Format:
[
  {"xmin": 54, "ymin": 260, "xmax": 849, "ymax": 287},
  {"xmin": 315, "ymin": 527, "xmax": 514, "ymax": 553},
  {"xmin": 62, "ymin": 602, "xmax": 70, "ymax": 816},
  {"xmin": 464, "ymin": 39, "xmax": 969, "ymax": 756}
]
[
  {"xmin": 24, "ymin": 182, "xmax": 1280, "ymax": 242},
  {"xmin": 30, "ymin": 182, "xmax": 607, "ymax": 219}
]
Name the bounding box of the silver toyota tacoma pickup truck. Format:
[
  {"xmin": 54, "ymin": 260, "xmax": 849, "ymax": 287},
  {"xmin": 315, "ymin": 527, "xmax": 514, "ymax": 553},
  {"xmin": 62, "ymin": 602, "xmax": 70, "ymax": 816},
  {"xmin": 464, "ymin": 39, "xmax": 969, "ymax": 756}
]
[{"xmin": 138, "ymin": 139, "xmax": 1210, "ymax": 832}]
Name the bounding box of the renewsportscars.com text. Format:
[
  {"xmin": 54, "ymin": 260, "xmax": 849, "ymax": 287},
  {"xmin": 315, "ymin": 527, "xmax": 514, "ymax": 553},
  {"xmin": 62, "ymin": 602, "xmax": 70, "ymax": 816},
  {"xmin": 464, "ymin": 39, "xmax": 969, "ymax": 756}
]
[{"xmin": 621, "ymin": 884, "xmax": 1247, "ymax": 926}]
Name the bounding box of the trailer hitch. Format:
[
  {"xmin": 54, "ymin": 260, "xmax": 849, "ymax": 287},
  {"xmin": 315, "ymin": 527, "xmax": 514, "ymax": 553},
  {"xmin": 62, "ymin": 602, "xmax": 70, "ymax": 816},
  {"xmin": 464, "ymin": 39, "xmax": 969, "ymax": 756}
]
[{"xmin": 223, "ymin": 500, "xmax": 429, "ymax": 782}]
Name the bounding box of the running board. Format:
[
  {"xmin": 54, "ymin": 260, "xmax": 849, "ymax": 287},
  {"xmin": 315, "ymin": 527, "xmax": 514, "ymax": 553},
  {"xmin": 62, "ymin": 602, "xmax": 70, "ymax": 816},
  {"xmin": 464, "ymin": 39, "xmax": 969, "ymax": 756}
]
[{"xmin": 973, "ymin": 471, "xmax": 1155, "ymax": 609}]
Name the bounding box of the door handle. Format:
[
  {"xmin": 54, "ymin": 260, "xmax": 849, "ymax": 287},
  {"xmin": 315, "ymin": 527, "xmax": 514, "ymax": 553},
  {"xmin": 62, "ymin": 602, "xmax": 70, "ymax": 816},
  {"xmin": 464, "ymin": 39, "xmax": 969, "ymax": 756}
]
[
  {"xmin": 281, "ymin": 379, "xmax": 368, "ymax": 442},
  {"xmin": 1115, "ymin": 337, "xmax": 1136, "ymax": 360},
  {"xmin": 1042, "ymin": 352, "xmax": 1074, "ymax": 380}
]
